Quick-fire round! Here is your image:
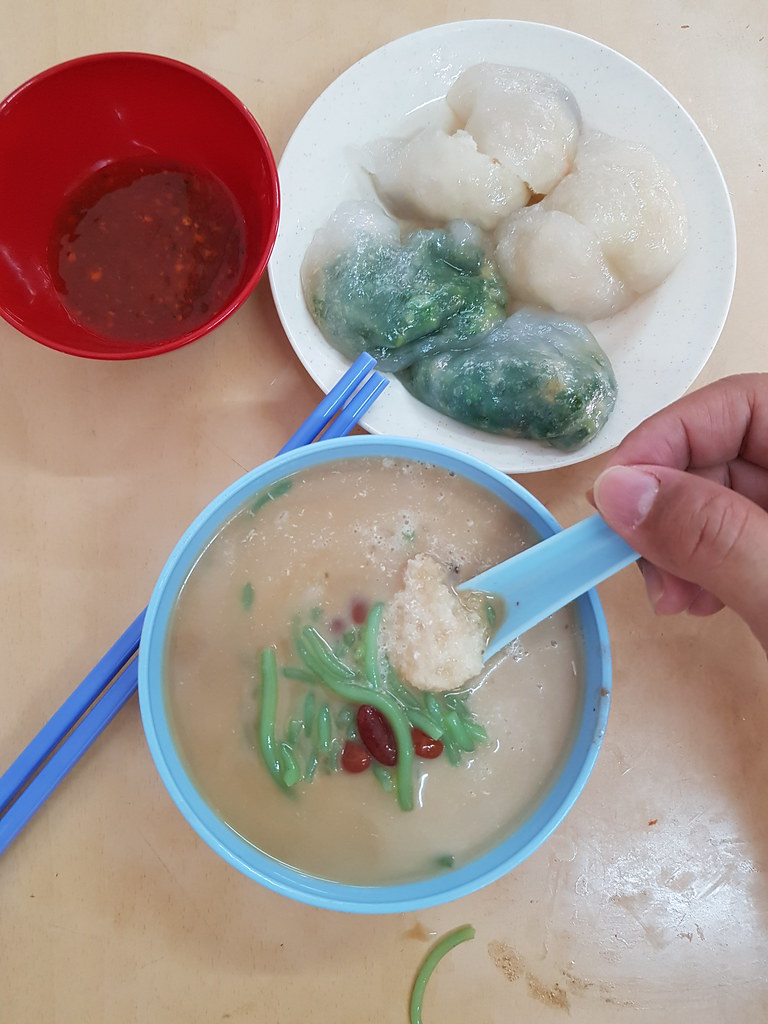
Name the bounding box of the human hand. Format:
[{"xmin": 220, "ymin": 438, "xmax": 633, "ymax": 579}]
[{"xmin": 589, "ymin": 373, "xmax": 768, "ymax": 653}]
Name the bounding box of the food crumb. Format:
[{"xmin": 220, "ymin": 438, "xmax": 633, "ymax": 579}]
[
  {"xmin": 488, "ymin": 940, "xmax": 524, "ymax": 982},
  {"xmin": 526, "ymin": 975, "xmax": 570, "ymax": 1011}
]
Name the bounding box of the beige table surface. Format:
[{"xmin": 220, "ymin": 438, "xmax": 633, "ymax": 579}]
[{"xmin": 1, "ymin": 1, "xmax": 767, "ymax": 1021}]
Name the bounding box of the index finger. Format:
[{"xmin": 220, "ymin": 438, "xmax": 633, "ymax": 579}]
[{"xmin": 605, "ymin": 373, "xmax": 768, "ymax": 471}]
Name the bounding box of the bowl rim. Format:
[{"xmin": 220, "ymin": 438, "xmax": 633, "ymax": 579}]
[
  {"xmin": 0, "ymin": 50, "xmax": 280, "ymax": 360},
  {"xmin": 138, "ymin": 435, "xmax": 611, "ymax": 913}
]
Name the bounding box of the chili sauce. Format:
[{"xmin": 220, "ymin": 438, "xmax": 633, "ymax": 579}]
[{"xmin": 50, "ymin": 158, "xmax": 247, "ymax": 343}]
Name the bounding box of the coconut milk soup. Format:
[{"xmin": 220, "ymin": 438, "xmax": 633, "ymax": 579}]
[{"xmin": 164, "ymin": 457, "xmax": 583, "ymax": 885}]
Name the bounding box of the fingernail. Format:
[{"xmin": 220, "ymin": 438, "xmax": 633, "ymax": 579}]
[
  {"xmin": 592, "ymin": 466, "xmax": 660, "ymax": 530},
  {"xmin": 640, "ymin": 561, "xmax": 665, "ymax": 609}
]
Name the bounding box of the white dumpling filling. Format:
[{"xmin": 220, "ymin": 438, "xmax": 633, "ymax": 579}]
[
  {"xmin": 380, "ymin": 554, "xmax": 486, "ymax": 693},
  {"xmin": 367, "ymin": 127, "xmax": 530, "ymax": 231},
  {"xmin": 447, "ymin": 63, "xmax": 582, "ymax": 195},
  {"xmin": 495, "ymin": 131, "xmax": 688, "ymax": 321}
]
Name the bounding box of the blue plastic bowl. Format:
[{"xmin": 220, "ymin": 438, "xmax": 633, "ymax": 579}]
[{"xmin": 138, "ymin": 436, "xmax": 611, "ymax": 913}]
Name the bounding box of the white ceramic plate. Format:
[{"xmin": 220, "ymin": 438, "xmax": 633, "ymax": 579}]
[{"xmin": 268, "ymin": 20, "xmax": 736, "ymax": 474}]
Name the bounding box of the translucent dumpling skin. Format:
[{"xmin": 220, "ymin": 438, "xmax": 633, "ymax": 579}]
[
  {"xmin": 495, "ymin": 131, "xmax": 688, "ymax": 321},
  {"xmin": 367, "ymin": 127, "xmax": 530, "ymax": 231},
  {"xmin": 495, "ymin": 206, "xmax": 628, "ymax": 321},
  {"xmin": 547, "ymin": 131, "xmax": 688, "ymax": 293},
  {"xmin": 399, "ymin": 308, "xmax": 617, "ymax": 450},
  {"xmin": 365, "ymin": 64, "xmax": 581, "ymax": 232},
  {"xmin": 301, "ymin": 202, "xmax": 508, "ymax": 371},
  {"xmin": 447, "ymin": 64, "xmax": 582, "ymax": 195}
]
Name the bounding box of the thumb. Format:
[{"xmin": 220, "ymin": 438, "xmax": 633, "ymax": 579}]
[{"xmin": 592, "ymin": 464, "xmax": 768, "ymax": 650}]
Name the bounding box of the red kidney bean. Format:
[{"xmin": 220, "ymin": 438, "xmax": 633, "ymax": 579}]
[
  {"xmin": 411, "ymin": 727, "xmax": 444, "ymax": 760},
  {"xmin": 341, "ymin": 741, "xmax": 371, "ymax": 774},
  {"xmin": 357, "ymin": 704, "xmax": 397, "ymax": 766},
  {"xmin": 350, "ymin": 598, "xmax": 369, "ymax": 625}
]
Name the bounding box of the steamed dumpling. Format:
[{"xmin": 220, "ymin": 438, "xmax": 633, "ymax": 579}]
[
  {"xmin": 495, "ymin": 206, "xmax": 629, "ymax": 321},
  {"xmin": 367, "ymin": 127, "xmax": 530, "ymax": 232},
  {"xmin": 495, "ymin": 131, "xmax": 688, "ymax": 321},
  {"xmin": 301, "ymin": 201, "xmax": 508, "ymax": 371},
  {"xmin": 366, "ymin": 64, "xmax": 581, "ymax": 231},
  {"xmin": 544, "ymin": 131, "xmax": 688, "ymax": 293},
  {"xmin": 446, "ymin": 64, "xmax": 582, "ymax": 195},
  {"xmin": 399, "ymin": 307, "xmax": 617, "ymax": 450},
  {"xmin": 301, "ymin": 199, "xmax": 400, "ymax": 277}
]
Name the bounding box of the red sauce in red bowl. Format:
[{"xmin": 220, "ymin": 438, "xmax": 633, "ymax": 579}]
[
  {"xmin": 0, "ymin": 53, "xmax": 279, "ymax": 359},
  {"xmin": 51, "ymin": 158, "xmax": 247, "ymax": 343}
]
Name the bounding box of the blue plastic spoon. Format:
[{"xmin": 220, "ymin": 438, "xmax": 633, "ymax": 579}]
[{"xmin": 458, "ymin": 514, "xmax": 639, "ymax": 660}]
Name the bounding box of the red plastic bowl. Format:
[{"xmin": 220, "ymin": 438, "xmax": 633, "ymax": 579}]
[{"xmin": 0, "ymin": 53, "xmax": 280, "ymax": 359}]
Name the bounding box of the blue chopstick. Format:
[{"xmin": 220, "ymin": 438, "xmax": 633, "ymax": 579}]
[
  {"xmin": 0, "ymin": 660, "xmax": 140, "ymax": 853},
  {"xmin": 0, "ymin": 609, "xmax": 146, "ymax": 814},
  {"xmin": 321, "ymin": 372, "xmax": 388, "ymax": 440},
  {"xmin": 0, "ymin": 354, "xmax": 388, "ymax": 856},
  {"xmin": 278, "ymin": 352, "xmax": 376, "ymax": 454}
]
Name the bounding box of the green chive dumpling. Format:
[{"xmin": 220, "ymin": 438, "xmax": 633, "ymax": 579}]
[
  {"xmin": 398, "ymin": 308, "xmax": 617, "ymax": 450},
  {"xmin": 301, "ymin": 201, "xmax": 508, "ymax": 372}
]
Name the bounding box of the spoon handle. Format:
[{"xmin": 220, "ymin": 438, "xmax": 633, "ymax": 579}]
[{"xmin": 462, "ymin": 514, "xmax": 639, "ymax": 658}]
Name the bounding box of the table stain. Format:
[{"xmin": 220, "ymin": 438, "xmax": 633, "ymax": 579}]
[
  {"xmin": 488, "ymin": 941, "xmax": 639, "ymax": 1011},
  {"xmin": 561, "ymin": 968, "xmax": 637, "ymax": 1009},
  {"xmin": 487, "ymin": 940, "xmax": 524, "ymax": 982},
  {"xmin": 404, "ymin": 920, "xmax": 435, "ymax": 942},
  {"xmin": 488, "ymin": 941, "xmax": 570, "ymax": 1011}
]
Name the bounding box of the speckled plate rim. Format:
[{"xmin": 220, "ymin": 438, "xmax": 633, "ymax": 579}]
[
  {"xmin": 268, "ymin": 19, "xmax": 737, "ymax": 474},
  {"xmin": 138, "ymin": 435, "xmax": 612, "ymax": 914}
]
